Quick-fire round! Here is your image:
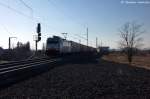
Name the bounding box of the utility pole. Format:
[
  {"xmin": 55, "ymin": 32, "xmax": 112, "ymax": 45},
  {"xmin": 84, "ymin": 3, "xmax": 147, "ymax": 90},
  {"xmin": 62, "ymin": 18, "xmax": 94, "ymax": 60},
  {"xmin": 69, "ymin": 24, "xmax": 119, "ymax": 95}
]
[
  {"xmin": 33, "ymin": 35, "xmax": 37, "ymax": 51},
  {"xmin": 101, "ymin": 40, "xmax": 102, "ymax": 47},
  {"xmin": 79, "ymin": 39, "xmax": 81, "ymax": 51},
  {"xmin": 87, "ymin": 27, "xmax": 88, "ymax": 46},
  {"xmin": 79, "ymin": 39, "xmax": 81, "ymax": 44},
  {"xmin": 9, "ymin": 37, "xmax": 10, "ymax": 50},
  {"xmin": 62, "ymin": 33, "xmax": 68, "ymax": 40},
  {"xmin": 35, "ymin": 40, "xmax": 37, "ymax": 51},
  {"xmin": 96, "ymin": 37, "xmax": 98, "ymax": 48},
  {"xmin": 9, "ymin": 37, "xmax": 17, "ymax": 50}
]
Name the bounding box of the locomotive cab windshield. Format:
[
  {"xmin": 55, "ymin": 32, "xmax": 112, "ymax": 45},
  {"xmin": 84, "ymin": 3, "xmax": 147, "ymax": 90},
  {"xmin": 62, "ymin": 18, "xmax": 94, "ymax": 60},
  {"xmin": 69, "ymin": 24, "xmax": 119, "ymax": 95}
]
[{"xmin": 46, "ymin": 36, "xmax": 61, "ymax": 56}]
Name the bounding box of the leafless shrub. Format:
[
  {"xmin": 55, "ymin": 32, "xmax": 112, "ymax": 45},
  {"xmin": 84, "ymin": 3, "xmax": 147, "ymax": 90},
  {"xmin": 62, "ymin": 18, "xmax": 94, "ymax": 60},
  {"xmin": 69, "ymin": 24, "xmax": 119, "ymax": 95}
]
[{"xmin": 118, "ymin": 22, "xmax": 145, "ymax": 63}]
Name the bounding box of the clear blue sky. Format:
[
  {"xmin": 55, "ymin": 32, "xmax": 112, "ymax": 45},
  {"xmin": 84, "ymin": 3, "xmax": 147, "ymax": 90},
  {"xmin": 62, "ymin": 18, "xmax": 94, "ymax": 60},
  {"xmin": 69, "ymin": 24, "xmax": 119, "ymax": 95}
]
[{"xmin": 0, "ymin": 0, "xmax": 150, "ymax": 49}]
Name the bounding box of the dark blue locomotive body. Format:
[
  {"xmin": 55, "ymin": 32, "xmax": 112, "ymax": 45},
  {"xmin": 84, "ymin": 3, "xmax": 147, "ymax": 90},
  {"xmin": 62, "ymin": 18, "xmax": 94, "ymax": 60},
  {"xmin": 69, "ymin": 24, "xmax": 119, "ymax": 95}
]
[{"xmin": 46, "ymin": 36, "xmax": 96, "ymax": 56}]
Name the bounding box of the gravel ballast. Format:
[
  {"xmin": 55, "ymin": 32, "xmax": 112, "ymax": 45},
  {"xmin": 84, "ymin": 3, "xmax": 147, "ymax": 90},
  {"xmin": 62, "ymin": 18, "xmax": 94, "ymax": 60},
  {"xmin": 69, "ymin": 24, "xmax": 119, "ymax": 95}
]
[{"xmin": 0, "ymin": 59, "xmax": 150, "ymax": 98}]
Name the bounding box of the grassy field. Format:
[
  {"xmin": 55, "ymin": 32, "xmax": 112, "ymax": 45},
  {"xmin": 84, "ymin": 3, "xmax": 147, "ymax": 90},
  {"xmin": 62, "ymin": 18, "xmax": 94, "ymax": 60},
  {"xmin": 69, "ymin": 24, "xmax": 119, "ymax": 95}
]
[{"xmin": 103, "ymin": 53, "xmax": 150, "ymax": 69}]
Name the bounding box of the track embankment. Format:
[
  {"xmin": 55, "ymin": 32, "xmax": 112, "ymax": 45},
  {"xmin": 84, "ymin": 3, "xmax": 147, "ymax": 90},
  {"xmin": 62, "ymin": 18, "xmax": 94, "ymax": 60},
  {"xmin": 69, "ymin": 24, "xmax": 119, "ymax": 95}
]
[{"xmin": 0, "ymin": 54, "xmax": 150, "ymax": 98}]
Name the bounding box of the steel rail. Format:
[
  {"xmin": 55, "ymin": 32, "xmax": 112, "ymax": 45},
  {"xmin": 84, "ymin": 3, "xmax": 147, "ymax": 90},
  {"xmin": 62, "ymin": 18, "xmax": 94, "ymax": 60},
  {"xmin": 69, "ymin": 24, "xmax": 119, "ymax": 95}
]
[
  {"xmin": 0, "ymin": 59, "xmax": 57, "ymax": 72},
  {"xmin": 0, "ymin": 57, "xmax": 49, "ymax": 68},
  {"xmin": 0, "ymin": 59, "xmax": 50, "ymax": 71},
  {"xmin": 0, "ymin": 58, "xmax": 61, "ymax": 75}
]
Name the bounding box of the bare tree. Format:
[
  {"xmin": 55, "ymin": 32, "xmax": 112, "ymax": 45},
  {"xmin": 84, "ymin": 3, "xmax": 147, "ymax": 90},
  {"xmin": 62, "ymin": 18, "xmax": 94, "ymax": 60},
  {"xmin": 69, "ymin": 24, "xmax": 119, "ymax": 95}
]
[{"xmin": 118, "ymin": 22, "xmax": 145, "ymax": 63}]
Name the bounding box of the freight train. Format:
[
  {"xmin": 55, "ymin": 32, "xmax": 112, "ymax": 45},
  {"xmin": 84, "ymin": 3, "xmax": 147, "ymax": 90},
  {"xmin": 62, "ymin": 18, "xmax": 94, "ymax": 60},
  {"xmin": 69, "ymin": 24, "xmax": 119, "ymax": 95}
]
[{"xmin": 46, "ymin": 36, "xmax": 96, "ymax": 56}]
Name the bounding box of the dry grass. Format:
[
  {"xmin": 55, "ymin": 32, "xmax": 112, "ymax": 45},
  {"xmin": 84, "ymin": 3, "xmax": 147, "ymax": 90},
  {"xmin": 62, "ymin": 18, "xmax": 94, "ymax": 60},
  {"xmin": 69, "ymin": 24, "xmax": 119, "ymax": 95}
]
[{"xmin": 103, "ymin": 53, "xmax": 150, "ymax": 69}]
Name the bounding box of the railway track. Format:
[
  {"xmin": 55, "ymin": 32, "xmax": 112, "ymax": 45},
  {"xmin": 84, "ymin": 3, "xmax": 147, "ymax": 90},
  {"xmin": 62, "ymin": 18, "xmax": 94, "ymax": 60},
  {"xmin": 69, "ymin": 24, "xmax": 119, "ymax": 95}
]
[
  {"xmin": 0, "ymin": 57, "xmax": 62, "ymax": 89},
  {"xmin": 0, "ymin": 53, "xmax": 99, "ymax": 90},
  {"xmin": 0, "ymin": 57, "xmax": 49, "ymax": 68}
]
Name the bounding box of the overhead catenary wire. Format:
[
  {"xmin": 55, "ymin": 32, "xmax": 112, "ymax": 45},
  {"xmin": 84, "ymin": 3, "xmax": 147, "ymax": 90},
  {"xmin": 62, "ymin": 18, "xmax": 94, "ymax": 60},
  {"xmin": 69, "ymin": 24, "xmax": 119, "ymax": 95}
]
[
  {"xmin": 19, "ymin": 0, "xmax": 33, "ymax": 18},
  {"xmin": 74, "ymin": 34, "xmax": 87, "ymax": 41},
  {"xmin": 0, "ymin": 1, "xmax": 60, "ymax": 50},
  {"xmin": 47, "ymin": 0, "xmax": 86, "ymax": 29},
  {"xmin": 0, "ymin": 22, "xmax": 10, "ymax": 35},
  {"xmin": 19, "ymin": 0, "xmax": 33, "ymax": 11},
  {"xmin": 47, "ymin": 0, "xmax": 94, "ymax": 46},
  {"xmin": 0, "ymin": 1, "xmax": 87, "ymax": 38},
  {"xmin": 0, "ymin": 2, "xmax": 32, "ymax": 19},
  {"xmin": 0, "ymin": 1, "xmax": 46, "ymax": 25},
  {"xmin": 18, "ymin": 0, "xmax": 61, "ymax": 32},
  {"xmin": 0, "ymin": 1, "xmax": 58, "ymax": 32},
  {"xmin": 0, "ymin": 1, "xmax": 94, "ymax": 47},
  {"xmin": 47, "ymin": 0, "xmax": 90, "ymax": 44}
]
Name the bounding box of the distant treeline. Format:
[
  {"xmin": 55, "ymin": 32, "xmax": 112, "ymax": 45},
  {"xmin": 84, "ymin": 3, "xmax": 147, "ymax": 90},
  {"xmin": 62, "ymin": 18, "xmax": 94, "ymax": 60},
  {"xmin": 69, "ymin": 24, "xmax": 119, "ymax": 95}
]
[
  {"xmin": 0, "ymin": 42, "xmax": 31, "ymax": 61},
  {"xmin": 110, "ymin": 47, "xmax": 150, "ymax": 56}
]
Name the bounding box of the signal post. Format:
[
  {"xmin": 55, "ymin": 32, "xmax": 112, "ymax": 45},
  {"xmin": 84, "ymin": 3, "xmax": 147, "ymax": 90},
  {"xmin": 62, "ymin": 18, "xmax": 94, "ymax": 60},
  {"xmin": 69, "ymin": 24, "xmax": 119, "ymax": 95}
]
[{"xmin": 35, "ymin": 23, "xmax": 41, "ymax": 52}]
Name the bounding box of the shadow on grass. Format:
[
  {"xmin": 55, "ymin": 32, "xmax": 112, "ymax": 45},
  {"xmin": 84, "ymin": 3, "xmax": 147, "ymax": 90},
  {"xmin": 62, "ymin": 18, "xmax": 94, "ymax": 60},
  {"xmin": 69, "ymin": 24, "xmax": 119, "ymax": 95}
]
[
  {"xmin": 61, "ymin": 53, "xmax": 150, "ymax": 79},
  {"xmin": 61, "ymin": 52, "xmax": 101, "ymax": 64}
]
